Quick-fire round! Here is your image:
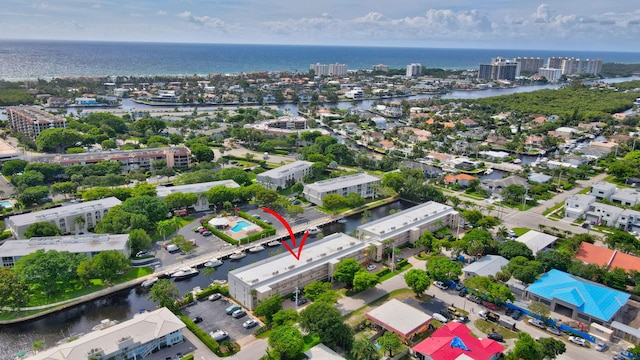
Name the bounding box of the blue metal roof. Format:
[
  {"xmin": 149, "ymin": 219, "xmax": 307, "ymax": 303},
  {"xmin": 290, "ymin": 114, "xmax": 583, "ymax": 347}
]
[{"xmin": 526, "ymin": 269, "xmax": 630, "ymax": 322}]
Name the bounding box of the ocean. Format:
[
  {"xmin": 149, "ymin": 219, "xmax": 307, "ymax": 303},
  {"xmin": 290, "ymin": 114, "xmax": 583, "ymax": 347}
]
[{"xmin": 1, "ymin": 39, "xmax": 640, "ymax": 80}]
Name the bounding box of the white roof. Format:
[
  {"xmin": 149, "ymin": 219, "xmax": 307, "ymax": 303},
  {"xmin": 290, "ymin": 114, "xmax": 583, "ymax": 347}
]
[
  {"xmin": 304, "ymin": 173, "xmax": 380, "ymax": 192},
  {"xmin": 257, "ymin": 160, "xmax": 313, "ymax": 180},
  {"xmin": 8, "ymin": 197, "xmax": 122, "ymax": 227},
  {"xmin": 208, "ymin": 217, "xmax": 230, "ymax": 226},
  {"xmin": 0, "ymin": 234, "xmax": 130, "ymax": 257},
  {"xmin": 304, "ymin": 343, "xmax": 344, "ymax": 359},
  {"xmin": 27, "ymin": 307, "xmax": 185, "ymax": 360},
  {"xmin": 462, "ymin": 255, "xmax": 509, "ymax": 277},
  {"xmin": 366, "ymin": 299, "xmax": 432, "ymax": 337},
  {"xmin": 157, "ymin": 180, "xmax": 240, "ymax": 197},
  {"xmin": 357, "ymin": 201, "xmax": 456, "ymax": 239},
  {"xmin": 515, "ymin": 230, "xmax": 558, "ymax": 254}
]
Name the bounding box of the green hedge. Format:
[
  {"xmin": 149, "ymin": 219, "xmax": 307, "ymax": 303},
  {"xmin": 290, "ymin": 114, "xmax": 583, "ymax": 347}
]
[
  {"xmin": 396, "ymin": 259, "xmax": 409, "ymax": 268},
  {"xmin": 178, "ymin": 313, "xmax": 220, "ymax": 352},
  {"xmin": 195, "ymin": 285, "xmax": 230, "ymax": 300},
  {"xmin": 374, "ymin": 267, "xmax": 391, "ymax": 277}
]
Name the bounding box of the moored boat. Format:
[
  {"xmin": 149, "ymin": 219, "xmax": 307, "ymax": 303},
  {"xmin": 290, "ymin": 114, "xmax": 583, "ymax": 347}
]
[
  {"xmin": 307, "ymin": 226, "xmax": 320, "ymax": 235},
  {"xmin": 204, "ymin": 258, "xmax": 223, "ymax": 268},
  {"xmin": 171, "ymin": 267, "xmax": 199, "ymax": 280},
  {"xmin": 92, "ymin": 319, "xmax": 119, "ymax": 331},
  {"xmin": 484, "ymin": 168, "xmax": 493, "ymax": 175},
  {"xmin": 249, "ymin": 245, "xmax": 265, "ymax": 253},
  {"xmin": 141, "ymin": 277, "xmax": 158, "ymax": 288},
  {"xmin": 266, "ymin": 240, "xmax": 281, "ymax": 247},
  {"xmin": 336, "ymin": 217, "xmax": 347, "ymax": 224},
  {"xmin": 229, "ymin": 251, "xmax": 246, "ymax": 260}
]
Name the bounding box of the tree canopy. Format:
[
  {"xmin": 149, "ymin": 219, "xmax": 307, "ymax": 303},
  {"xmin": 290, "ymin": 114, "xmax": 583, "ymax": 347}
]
[
  {"xmin": 24, "ymin": 222, "xmax": 62, "ymax": 238},
  {"xmin": 426, "ymin": 256, "xmax": 462, "ymax": 282},
  {"xmin": 333, "ymin": 258, "xmax": 362, "ymax": 288},
  {"xmin": 404, "ymin": 269, "xmax": 431, "ymax": 297},
  {"xmin": 36, "ymin": 128, "xmax": 84, "ymax": 153}
]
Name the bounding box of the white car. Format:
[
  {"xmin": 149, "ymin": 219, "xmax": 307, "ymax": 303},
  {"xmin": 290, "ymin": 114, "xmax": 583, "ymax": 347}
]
[
  {"xmin": 366, "ymin": 264, "xmax": 377, "ymax": 271},
  {"xmin": 432, "ymin": 312, "xmax": 449, "ymax": 323},
  {"xmin": 433, "ymin": 281, "xmax": 448, "ymax": 290},
  {"xmin": 568, "ymin": 336, "xmax": 587, "ymax": 347},
  {"xmin": 243, "ymin": 319, "xmax": 258, "ymax": 329},
  {"xmin": 210, "ymin": 330, "xmax": 228, "ymax": 341},
  {"xmin": 595, "ymin": 342, "xmax": 608, "ymax": 352}
]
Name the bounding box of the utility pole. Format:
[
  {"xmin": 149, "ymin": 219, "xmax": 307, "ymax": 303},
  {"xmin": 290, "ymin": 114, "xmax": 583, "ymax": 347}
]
[{"xmin": 521, "ymin": 187, "xmax": 529, "ymax": 211}]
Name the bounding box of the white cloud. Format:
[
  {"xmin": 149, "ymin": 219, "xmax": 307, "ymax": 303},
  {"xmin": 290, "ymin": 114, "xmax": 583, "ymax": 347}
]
[
  {"xmin": 157, "ymin": 10, "xmax": 167, "ymax": 15},
  {"xmin": 178, "ymin": 11, "xmax": 226, "ymax": 29},
  {"xmin": 533, "ymin": 4, "xmax": 550, "ymax": 23}
]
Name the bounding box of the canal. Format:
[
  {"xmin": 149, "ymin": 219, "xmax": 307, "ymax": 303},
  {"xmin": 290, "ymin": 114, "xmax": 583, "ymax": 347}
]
[{"xmin": 0, "ymin": 200, "xmax": 413, "ymax": 358}]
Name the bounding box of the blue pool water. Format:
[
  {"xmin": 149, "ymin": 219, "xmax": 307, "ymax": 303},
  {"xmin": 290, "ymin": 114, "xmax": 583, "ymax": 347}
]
[
  {"xmin": 0, "ymin": 200, "xmax": 12, "ymax": 208},
  {"xmin": 230, "ymin": 220, "xmax": 251, "ymax": 233}
]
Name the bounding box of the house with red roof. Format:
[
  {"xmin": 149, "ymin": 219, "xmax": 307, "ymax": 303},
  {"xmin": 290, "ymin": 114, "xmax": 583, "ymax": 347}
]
[
  {"xmin": 575, "ymin": 242, "xmax": 640, "ymax": 273},
  {"xmin": 444, "ymin": 174, "xmax": 478, "ymax": 187},
  {"xmin": 412, "ymin": 322, "xmax": 504, "ymax": 360}
]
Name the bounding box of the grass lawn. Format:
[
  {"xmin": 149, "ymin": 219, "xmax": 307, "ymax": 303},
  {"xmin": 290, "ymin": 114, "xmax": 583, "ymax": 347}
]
[
  {"xmin": 152, "ymin": 216, "xmax": 196, "ymax": 241},
  {"xmin": 512, "ymin": 228, "xmax": 530, "ymax": 236},
  {"xmin": 378, "ymin": 263, "xmax": 413, "ymax": 282},
  {"xmin": 474, "ymin": 319, "xmax": 518, "ymax": 339},
  {"xmin": 344, "ymin": 289, "xmax": 416, "ymax": 327},
  {"xmin": 542, "ymin": 201, "xmax": 565, "ymax": 216},
  {"xmin": 0, "ymin": 306, "xmax": 58, "ymax": 321}
]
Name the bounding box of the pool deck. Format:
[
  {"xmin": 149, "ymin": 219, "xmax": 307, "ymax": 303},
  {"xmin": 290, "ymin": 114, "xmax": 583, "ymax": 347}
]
[{"xmin": 225, "ymin": 217, "xmax": 262, "ymax": 240}]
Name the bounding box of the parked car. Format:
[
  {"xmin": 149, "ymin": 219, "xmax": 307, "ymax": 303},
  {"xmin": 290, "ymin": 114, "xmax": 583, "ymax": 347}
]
[
  {"xmin": 202, "ymin": 231, "xmax": 213, "ymax": 237},
  {"xmin": 439, "ymin": 310, "xmax": 452, "ymax": 320},
  {"xmin": 192, "ymin": 316, "xmax": 203, "ymax": 324},
  {"xmin": 208, "ymin": 293, "xmax": 223, "ymax": 301},
  {"xmin": 232, "ymin": 309, "xmax": 247, "ymax": 318},
  {"xmin": 454, "ymin": 316, "xmax": 469, "ymax": 323},
  {"xmin": 395, "ymin": 257, "xmax": 405, "ymax": 263},
  {"xmin": 546, "ymin": 327, "xmax": 563, "ymax": 336},
  {"xmin": 366, "ymin": 264, "xmax": 377, "ymax": 271},
  {"xmin": 432, "ymin": 312, "xmax": 449, "ymax": 323},
  {"xmin": 433, "ymin": 281, "xmax": 449, "ymax": 290},
  {"xmin": 569, "ymin": 336, "xmax": 587, "ymax": 347},
  {"xmin": 210, "ymin": 330, "xmax": 228, "ymax": 341},
  {"xmin": 297, "ymin": 298, "xmax": 308, "ymax": 306},
  {"xmin": 467, "ymin": 294, "xmax": 482, "ymax": 304},
  {"xmin": 243, "ymin": 319, "xmax": 258, "ymax": 329},
  {"xmin": 613, "ymin": 355, "xmax": 628, "ymax": 360},
  {"xmin": 596, "ymin": 342, "xmax": 608, "ymax": 352},
  {"xmin": 455, "ymin": 283, "xmax": 465, "ymax": 291},
  {"xmin": 505, "ymin": 308, "xmax": 514, "ymax": 316},
  {"xmin": 487, "ymin": 333, "xmax": 504, "ymax": 342},
  {"xmin": 482, "ymin": 301, "xmax": 497, "ymax": 310},
  {"xmin": 511, "ymin": 310, "xmax": 523, "ymax": 320},
  {"xmin": 225, "ymin": 305, "xmax": 241, "ymax": 315},
  {"xmin": 458, "ymin": 288, "xmax": 468, "ymax": 297},
  {"xmin": 528, "ymin": 318, "xmax": 546, "ymax": 329},
  {"xmin": 447, "ymin": 306, "xmax": 462, "ymax": 317},
  {"xmin": 194, "ymin": 226, "xmax": 204, "ymax": 233},
  {"xmin": 198, "ymin": 228, "xmax": 207, "ymax": 234},
  {"xmin": 135, "ymin": 251, "xmax": 149, "ymax": 257}
]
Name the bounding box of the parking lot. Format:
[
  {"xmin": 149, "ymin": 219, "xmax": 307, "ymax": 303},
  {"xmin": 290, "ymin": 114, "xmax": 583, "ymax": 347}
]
[{"xmin": 181, "ymin": 296, "xmax": 260, "ymax": 342}]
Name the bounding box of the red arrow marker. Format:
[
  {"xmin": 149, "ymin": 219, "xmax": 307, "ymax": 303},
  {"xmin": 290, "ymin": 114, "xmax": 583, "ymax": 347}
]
[{"xmin": 262, "ymin": 207, "xmax": 308, "ymax": 260}]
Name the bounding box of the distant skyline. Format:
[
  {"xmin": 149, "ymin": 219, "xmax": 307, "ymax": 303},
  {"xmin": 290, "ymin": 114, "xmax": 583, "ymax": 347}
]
[{"xmin": 2, "ymin": 1, "xmax": 640, "ymax": 52}]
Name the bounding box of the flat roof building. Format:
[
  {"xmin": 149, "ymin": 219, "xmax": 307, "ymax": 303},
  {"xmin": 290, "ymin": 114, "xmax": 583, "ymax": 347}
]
[
  {"xmin": 6, "ymin": 106, "xmax": 67, "ymax": 140},
  {"xmin": 0, "ymin": 234, "xmax": 131, "ymax": 268},
  {"xmin": 365, "ymin": 299, "xmax": 432, "ymax": 340},
  {"xmin": 6, "ymin": 197, "xmax": 122, "ymax": 239},
  {"xmin": 157, "ymin": 180, "xmax": 240, "ymax": 211},
  {"xmin": 303, "ymin": 173, "xmax": 380, "ymax": 207},
  {"xmin": 357, "ymin": 201, "xmax": 459, "ymax": 260},
  {"xmin": 462, "ymin": 255, "xmax": 509, "ymax": 278},
  {"xmin": 514, "ymin": 230, "xmax": 558, "ymax": 254},
  {"xmin": 28, "ymin": 307, "xmax": 185, "ymax": 360},
  {"xmin": 256, "ymin": 160, "xmax": 313, "ymax": 190},
  {"xmin": 228, "ymin": 233, "xmax": 367, "ymax": 310}
]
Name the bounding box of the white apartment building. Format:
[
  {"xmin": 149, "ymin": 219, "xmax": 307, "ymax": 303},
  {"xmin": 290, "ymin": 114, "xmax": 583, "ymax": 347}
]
[
  {"xmin": 564, "ymin": 194, "xmax": 597, "ymax": 220},
  {"xmin": 373, "ymin": 64, "xmax": 390, "ymax": 72},
  {"xmin": 257, "ymin": 161, "xmax": 313, "ymax": 190},
  {"xmin": 406, "ymin": 63, "xmax": 422, "ymax": 78},
  {"xmin": 0, "ymin": 234, "xmax": 131, "ymax": 268},
  {"xmin": 538, "ymin": 68, "xmax": 562, "ymax": 82},
  {"xmin": 7, "ymin": 197, "xmax": 122, "ymax": 239},
  {"xmin": 357, "ymin": 201, "xmax": 459, "ymax": 260},
  {"xmin": 616, "ymin": 209, "xmax": 640, "ymax": 232},
  {"xmin": 512, "ymin": 57, "xmax": 544, "ymax": 73},
  {"xmin": 547, "ymin": 57, "xmax": 602, "ymax": 75},
  {"xmin": 303, "ymin": 173, "xmax": 381, "ymax": 207},
  {"xmin": 156, "ymin": 180, "xmax": 241, "ymax": 211},
  {"xmin": 310, "ymin": 63, "xmax": 347, "ymax": 76},
  {"xmin": 228, "ymin": 233, "xmax": 367, "ymax": 309},
  {"xmin": 591, "ymin": 181, "xmax": 618, "ymax": 200},
  {"xmin": 6, "ymin": 106, "xmax": 67, "ymax": 140},
  {"xmin": 585, "ymin": 203, "xmax": 625, "ymax": 227},
  {"xmin": 28, "ymin": 307, "xmax": 185, "ymax": 360}
]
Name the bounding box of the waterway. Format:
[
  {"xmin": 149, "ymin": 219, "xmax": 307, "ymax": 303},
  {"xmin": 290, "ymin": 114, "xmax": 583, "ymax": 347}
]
[{"xmin": 0, "ymin": 200, "xmax": 413, "ymax": 358}]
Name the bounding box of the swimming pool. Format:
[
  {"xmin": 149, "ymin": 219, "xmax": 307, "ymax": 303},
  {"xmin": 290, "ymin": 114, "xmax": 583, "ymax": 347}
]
[
  {"xmin": 230, "ymin": 220, "xmax": 252, "ymax": 233},
  {"xmin": 0, "ymin": 200, "xmax": 13, "ymax": 209}
]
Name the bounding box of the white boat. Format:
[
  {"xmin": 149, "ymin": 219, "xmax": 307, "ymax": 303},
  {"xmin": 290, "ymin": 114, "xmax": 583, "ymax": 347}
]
[
  {"xmin": 484, "ymin": 168, "xmax": 493, "ymax": 175},
  {"xmin": 513, "ymin": 158, "xmax": 522, "ymax": 164},
  {"xmin": 204, "ymin": 258, "xmax": 223, "ymax": 268},
  {"xmin": 307, "ymin": 226, "xmax": 320, "ymax": 235},
  {"xmin": 336, "ymin": 217, "xmax": 348, "ymax": 224},
  {"xmin": 141, "ymin": 277, "xmax": 158, "ymax": 288},
  {"xmin": 92, "ymin": 319, "xmax": 119, "ymax": 331},
  {"xmin": 266, "ymin": 240, "xmax": 281, "ymax": 247},
  {"xmin": 171, "ymin": 267, "xmax": 199, "ymax": 280},
  {"xmin": 229, "ymin": 251, "xmax": 246, "ymax": 260},
  {"xmin": 249, "ymin": 245, "xmax": 265, "ymax": 253}
]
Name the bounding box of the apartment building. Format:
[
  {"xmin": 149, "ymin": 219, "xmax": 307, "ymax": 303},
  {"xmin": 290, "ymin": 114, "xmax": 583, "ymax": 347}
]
[
  {"xmin": 616, "ymin": 209, "xmax": 640, "ymax": 232},
  {"xmin": 303, "ymin": 173, "xmax": 381, "ymax": 207},
  {"xmin": 310, "ymin": 63, "xmax": 348, "ymax": 76},
  {"xmin": 538, "ymin": 68, "xmax": 563, "ymax": 82},
  {"xmin": 478, "ymin": 58, "xmax": 519, "ymax": 81},
  {"xmin": 257, "ymin": 160, "xmax": 313, "ymax": 190},
  {"xmin": 357, "ymin": 201, "xmax": 459, "ymax": 260},
  {"xmin": 406, "ymin": 63, "xmax": 423, "ymax": 78},
  {"xmin": 547, "ymin": 57, "xmax": 602, "ymax": 75},
  {"xmin": 0, "ymin": 234, "xmax": 131, "ymax": 268},
  {"xmin": 28, "ymin": 307, "xmax": 185, "ymax": 360},
  {"xmin": 512, "ymin": 57, "xmax": 544, "ymax": 73},
  {"xmin": 7, "ymin": 197, "xmax": 122, "ymax": 239},
  {"xmin": 228, "ymin": 233, "xmax": 366, "ymax": 309},
  {"xmin": 156, "ymin": 180, "xmax": 240, "ymax": 211},
  {"xmin": 6, "ymin": 106, "xmax": 67, "ymax": 140},
  {"xmin": 30, "ymin": 146, "xmax": 191, "ymax": 171}
]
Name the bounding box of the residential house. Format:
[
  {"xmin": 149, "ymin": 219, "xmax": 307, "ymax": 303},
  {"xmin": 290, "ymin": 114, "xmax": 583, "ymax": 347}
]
[
  {"xmin": 366, "ymin": 299, "xmax": 433, "ymax": 341},
  {"xmin": 412, "ymin": 322, "xmax": 504, "ymax": 360},
  {"xmin": 591, "ymin": 182, "xmax": 617, "ymax": 200},
  {"xmin": 564, "ymin": 194, "xmax": 597, "ymax": 220},
  {"xmin": 462, "ymin": 255, "xmax": 509, "ymax": 278},
  {"xmin": 399, "ymin": 161, "xmax": 443, "ymax": 178},
  {"xmin": 460, "ymin": 118, "xmax": 480, "ymax": 128},
  {"xmin": 585, "ymin": 203, "xmax": 625, "ymax": 227},
  {"xmin": 575, "ymin": 242, "xmax": 640, "ymax": 274},
  {"xmin": 611, "ymin": 188, "xmax": 640, "ymax": 207},
  {"xmin": 478, "ymin": 151, "xmax": 510, "ymax": 162},
  {"xmin": 444, "ymin": 174, "xmax": 478, "ymax": 187},
  {"xmin": 481, "ymin": 175, "xmax": 527, "ymax": 193},
  {"xmin": 615, "ymin": 209, "xmax": 640, "ymax": 232},
  {"xmin": 528, "ymin": 173, "xmax": 553, "ymax": 184},
  {"xmin": 514, "ymin": 230, "xmax": 558, "ymax": 254}
]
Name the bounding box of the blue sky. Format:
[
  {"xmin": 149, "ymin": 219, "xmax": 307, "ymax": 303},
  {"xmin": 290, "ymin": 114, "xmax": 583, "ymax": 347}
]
[{"xmin": 2, "ymin": 0, "xmax": 640, "ymax": 51}]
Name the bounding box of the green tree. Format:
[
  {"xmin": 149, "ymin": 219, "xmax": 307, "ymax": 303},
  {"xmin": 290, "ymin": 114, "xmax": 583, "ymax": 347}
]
[
  {"xmin": 86, "ymin": 250, "xmax": 130, "ymax": 284},
  {"xmin": 350, "ymin": 339, "xmax": 379, "ymax": 360},
  {"xmin": 404, "ymin": 269, "xmax": 431, "ymax": 297},
  {"xmin": 24, "ymin": 163, "xmax": 65, "ymax": 183},
  {"xmin": 172, "ymin": 234, "xmax": 195, "ymax": 254},
  {"xmin": 606, "ymin": 230, "xmax": 640, "ymax": 254},
  {"xmin": 101, "ymin": 139, "xmax": 117, "ymax": 149},
  {"xmin": 164, "ymin": 192, "xmax": 198, "ymax": 210},
  {"xmin": 24, "ymin": 222, "xmax": 62, "ymax": 238},
  {"xmin": 73, "ymin": 215, "xmax": 86, "ymax": 234},
  {"xmin": 461, "ymin": 228, "xmax": 497, "ymax": 256},
  {"xmin": 12, "ymin": 170, "xmax": 45, "ymax": 188},
  {"xmin": 300, "ymin": 302, "xmax": 354, "ymax": 350},
  {"xmin": 0, "ymin": 268, "xmax": 28, "ymax": 310},
  {"xmin": 333, "ymin": 258, "xmax": 362, "ymax": 288},
  {"xmin": 216, "ymin": 167, "xmax": 252, "ymax": 186},
  {"xmin": 322, "ymin": 193, "xmax": 346, "ymax": 212},
  {"xmin": 51, "ymin": 181, "xmax": 78, "ymax": 198},
  {"xmin": 13, "ymin": 250, "xmax": 86, "ymax": 292},
  {"xmin": 121, "ymin": 195, "xmax": 168, "ymax": 224},
  {"xmin": 628, "ymin": 344, "xmax": 640, "ymax": 357},
  {"xmin": 512, "ymin": 332, "xmax": 545, "ymax": 360},
  {"xmin": 149, "ymin": 279, "xmax": 180, "ymax": 311},
  {"xmin": 256, "ymin": 188, "xmax": 281, "ymax": 208},
  {"xmin": 36, "ymin": 128, "xmax": 84, "ymax": 152},
  {"xmin": 1, "ymin": 159, "xmax": 27, "ymax": 176},
  {"xmin": 377, "ymin": 331, "xmax": 402, "ymax": 357},
  {"xmin": 498, "ymin": 240, "xmax": 534, "ymax": 260},
  {"xmin": 381, "ymin": 172, "xmax": 405, "ymax": 192},
  {"xmin": 254, "ymin": 294, "xmax": 284, "ymax": 326},
  {"xmin": 268, "ymin": 326, "xmax": 304, "ymax": 360},
  {"xmin": 303, "ymin": 281, "xmax": 331, "ymax": 301},
  {"xmin": 129, "ymin": 229, "xmax": 152, "ymax": 254},
  {"xmin": 272, "ymin": 309, "xmax": 300, "ymax": 327},
  {"xmin": 463, "ymin": 275, "xmax": 515, "ymax": 304},
  {"xmin": 536, "ymin": 250, "xmax": 572, "ymax": 272},
  {"xmin": 462, "ymin": 210, "xmax": 483, "ymax": 227},
  {"xmin": 507, "ymin": 256, "xmax": 544, "ymax": 284},
  {"xmin": 18, "ymin": 185, "xmax": 50, "ymax": 206},
  {"xmin": 190, "ymin": 143, "xmax": 215, "ymax": 162},
  {"xmin": 426, "ymin": 256, "xmax": 462, "ymax": 282},
  {"xmin": 528, "ymin": 301, "xmax": 551, "ymax": 320},
  {"xmin": 537, "ymin": 337, "xmax": 566, "ymax": 360},
  {"xmin": 353, "ymin": 270, "xmax": 379, "ymax": 292},
  {"xmin": 131, "ymin": 182, "xmax": 157, "ymax": 197}
]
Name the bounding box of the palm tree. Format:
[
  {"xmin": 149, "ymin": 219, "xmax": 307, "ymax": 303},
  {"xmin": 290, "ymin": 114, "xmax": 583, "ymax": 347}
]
[
  {"xmin": 365, "ymin": 244, "xmax": 378, "ymax": 263},
  {"xmin": 496, "ymin": 226, "xmax": 509, "ymax": 241},
  {"xmin": 350, "ymin": 339, "xmax": 379, "ymax": 360},
  {"xmin": 157, "ymin": 220, "xmax": 173, "ymax": 242},
  {"xmin": 73, "ymin": 215, "xmax": 86, "ymax": 234},
  {"xmin": 202, "ymin": 266, "xmax": 216, "ymax": 282}
]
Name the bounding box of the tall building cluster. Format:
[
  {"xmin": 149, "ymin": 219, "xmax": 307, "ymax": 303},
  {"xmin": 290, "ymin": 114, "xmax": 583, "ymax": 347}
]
[
  {"xmin": 478, "ymin": 56, "xmax": 603, "ymax": 81},
  {"xmin": 309, "ymin": 62, "xmax": 348, "ymax": 76},
  {"xmin": 478, "ymin": 57, "xmax": 520, "ymax": 81}
]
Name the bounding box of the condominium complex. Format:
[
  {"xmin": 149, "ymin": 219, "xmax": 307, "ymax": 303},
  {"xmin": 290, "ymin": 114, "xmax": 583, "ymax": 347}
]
[
  {"xmin": 357, "ymin": 201, "xmax": 459, "ymax": 260},
  {"xmin": 29, "ymin": 146, "xmax": 191, "ymax": 171},
  {"xmin": 406, "ymin": 63, "xmax": 422, "ymax": 78},
  {"xmin": 7, "ymin": 197, "xmax": 122, "ymax": 239},
  {"xmin": 303, "ymin": 173, "xmax": 381, "ymax": 207},
  {"xmin": 373, "ymin": 64, "xmax": 390, "ymax": 72},
  {"xmin": 478, "ymin": 57, "xmax": 519, "ymax": 81},
  {"xmin": 538, "ymin": 67, "xmax": 563, "ymax": 82},
  {"xmin": 512, "ymin": 57, "xmax": 544, "ymax": 73},
  {"xmin": 228, "ymin": 233, "xmax": 367, "ymax": 309},
  {"xmin": 156, "ymin": 180, "xmax": 241, "ymax": 211},
  {"xmin": 310, "ymin": 63, "xmax": 348, "ymax": 76},
  {"xmin": 256, "ymin": 160, "xmax": 313, "ymax": 190},
  {"xmin": 28, "ymin": 307, "xmax": 185, "ymax": 360},
  {"xmin": 6, "ymin": 106, "xmax": 67, "ymax": 140},
  {"xmin": 0, "ymin": 234, "xmax": 131, "ymax": 268},
  {"xmin": 547, "ymin": 57, "xmax": 602, "ymax": 75}
]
